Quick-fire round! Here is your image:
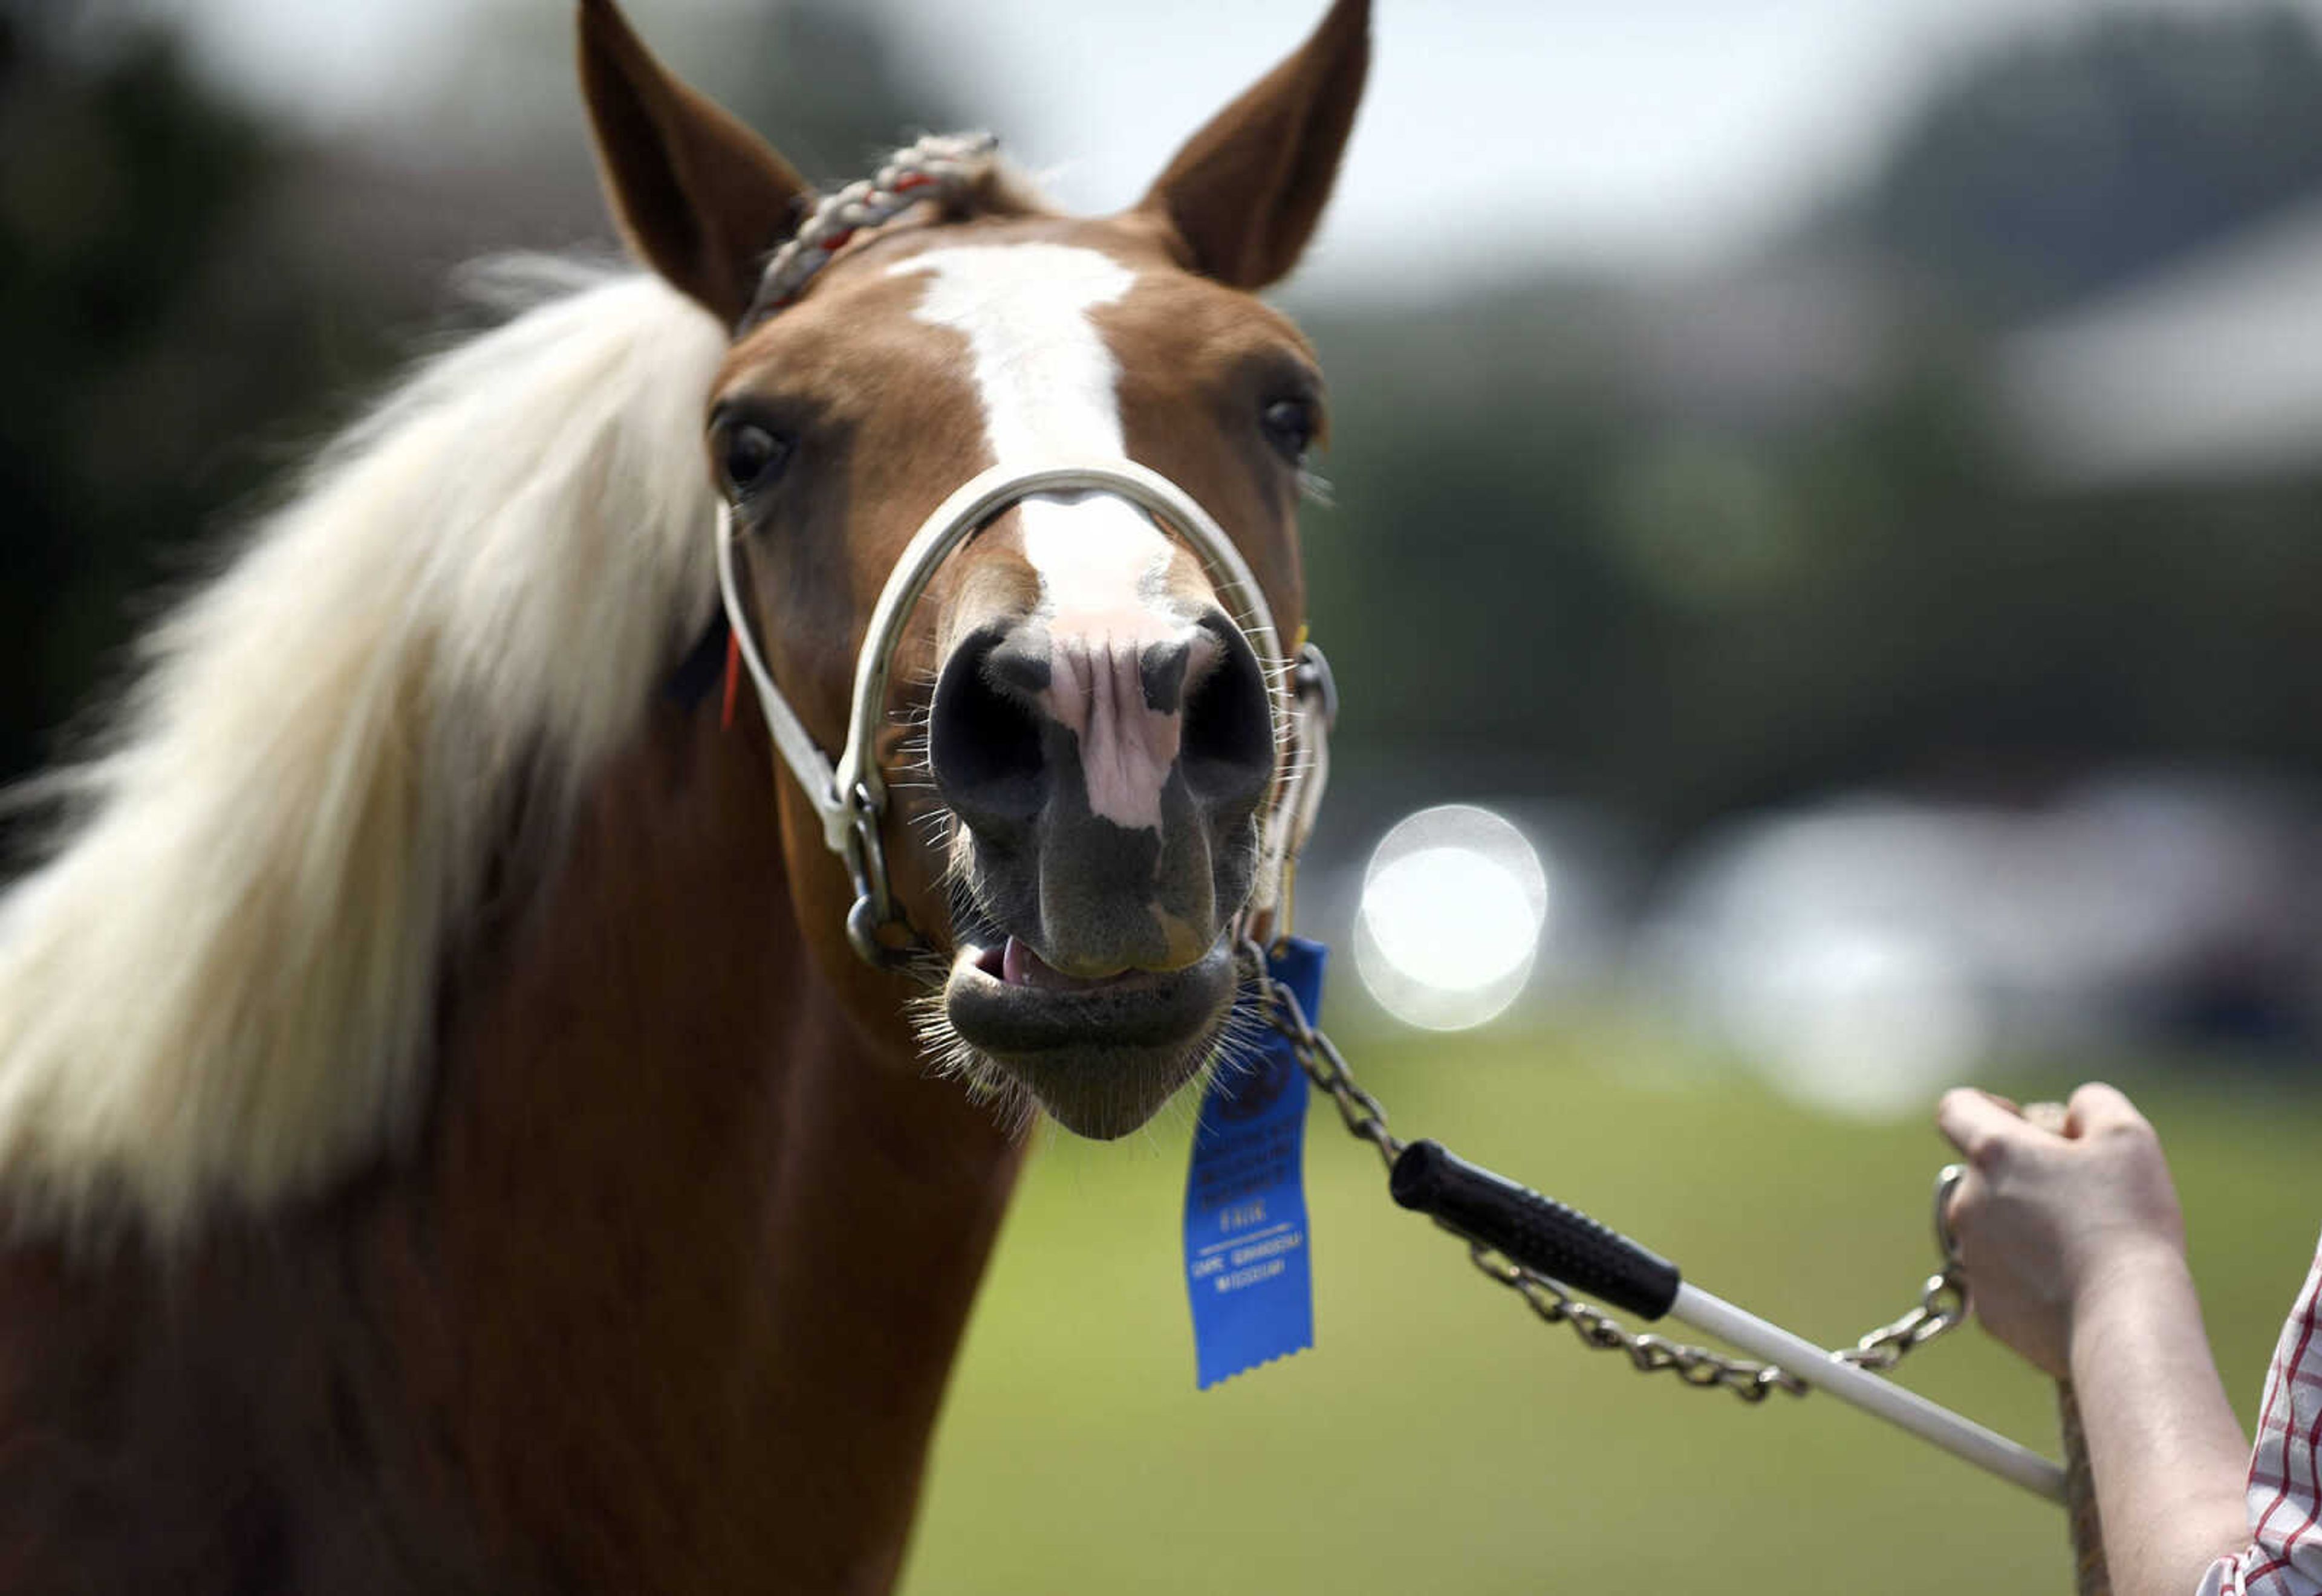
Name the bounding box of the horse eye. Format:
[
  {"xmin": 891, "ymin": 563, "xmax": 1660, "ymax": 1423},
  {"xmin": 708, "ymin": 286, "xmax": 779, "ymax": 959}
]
[
  {"xmin": 718, "ymin": 422, "xmax": 792, "ymax": 499},
  {"xmin": 1260, "ymin": 397, "xmax": 1314, "ymax": 464}
]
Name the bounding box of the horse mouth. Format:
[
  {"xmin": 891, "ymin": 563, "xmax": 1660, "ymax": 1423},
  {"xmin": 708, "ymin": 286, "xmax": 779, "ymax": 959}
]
[{"xmin": 941, "ymin": 936, "xmax": 1237, "ymax": 1138}]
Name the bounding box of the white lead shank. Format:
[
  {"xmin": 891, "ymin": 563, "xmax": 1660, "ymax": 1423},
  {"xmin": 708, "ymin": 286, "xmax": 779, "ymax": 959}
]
[{"xmin": 1670, "ymin": 1282, "xmax": 2067, "ymax": 1502}]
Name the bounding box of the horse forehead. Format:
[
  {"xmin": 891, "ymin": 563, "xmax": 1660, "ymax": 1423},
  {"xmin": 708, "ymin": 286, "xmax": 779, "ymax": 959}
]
[
  {"xmin": 880, "ymin": 234, "xmax": 1310, "ymax": 378},
  {"xmin": 885, "ymin": 242, "xmax": 1137, "ymax": 457},
  {"xmin": 886, "ymin": 239, "xmax": 1140, "ymax": 325},
  {"xmin": 886, "ymin": 241, "xmax": 1209, "ymax": 617}
]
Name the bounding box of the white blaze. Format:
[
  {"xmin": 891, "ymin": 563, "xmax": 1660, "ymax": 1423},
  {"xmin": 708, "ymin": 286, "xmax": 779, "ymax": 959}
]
[
  {"xmin": 894, "ymin": 244, "xmax": 1197, "ymax": 831},
  {"xmin": 890, "ymin": 243, "xmax": 1134, "ymax": 460},
  {"xmin": 889, "ymin": 244, "xmax": 1174, "ymax": 606}
]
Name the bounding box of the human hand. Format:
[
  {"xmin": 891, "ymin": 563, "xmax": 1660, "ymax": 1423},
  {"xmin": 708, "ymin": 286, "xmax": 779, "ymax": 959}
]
[{"xmin": 1934, "ymin": 1083, "xmax": 2188, "ymax": 1380}]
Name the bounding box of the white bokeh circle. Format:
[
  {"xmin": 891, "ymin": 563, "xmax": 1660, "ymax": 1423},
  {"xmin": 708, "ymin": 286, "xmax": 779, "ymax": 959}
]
[{"xmin": 1354, "ymin": 805, "xmax": 1549, "ymax": 1031}]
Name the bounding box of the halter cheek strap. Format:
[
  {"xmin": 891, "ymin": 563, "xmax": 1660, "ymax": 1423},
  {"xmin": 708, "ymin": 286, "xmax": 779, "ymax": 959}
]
[{"xmin": 715, "ymin": 457, "xmax": 1330, "ymax": 971}]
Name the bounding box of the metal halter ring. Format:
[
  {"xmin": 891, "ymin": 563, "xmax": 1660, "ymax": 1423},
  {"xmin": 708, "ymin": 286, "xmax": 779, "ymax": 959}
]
[
  {"xmin": 1933, "ymin": 1162, "xmax": 1968, "ymax": 1268},
  {"xmin": 1931, "ymin": 1161, "xmax": 1973, "ymax": 1325},
  {"xmin": 840, "ymin": 783, "xmax": 929, "ymax": 970}
]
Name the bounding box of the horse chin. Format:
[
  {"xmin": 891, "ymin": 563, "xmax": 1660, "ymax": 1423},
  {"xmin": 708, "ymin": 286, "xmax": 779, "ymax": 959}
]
[{"xmin": 935, "ymin": 936, "xmax": 1238, "ymax": 1138}]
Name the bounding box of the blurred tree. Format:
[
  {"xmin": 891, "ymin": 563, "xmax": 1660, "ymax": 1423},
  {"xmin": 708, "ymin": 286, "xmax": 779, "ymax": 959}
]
[
  {"xmin": 1289, "ymin": 4, "xmax": 2322, "ymax": 855},
  {"xmin": 0, "ymin": 0, "xmax": 365, "ymax": 788},
  {"xmin": 0, "ymin": 0, "xmax": 954, "ymax": 796},
  {"xmin": 1301, "ymin": 285, "xmax": 2322, "ymax": 850},
  {"xmin": 1834, "ymin": 4, "xmax": 2322, "ymax": 323}
]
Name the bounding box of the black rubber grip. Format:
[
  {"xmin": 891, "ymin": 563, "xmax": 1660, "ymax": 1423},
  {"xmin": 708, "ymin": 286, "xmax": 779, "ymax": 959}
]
[{"xmin": 1389, "ymin": 1140, "xmax": 1682, "ymax": 1320}]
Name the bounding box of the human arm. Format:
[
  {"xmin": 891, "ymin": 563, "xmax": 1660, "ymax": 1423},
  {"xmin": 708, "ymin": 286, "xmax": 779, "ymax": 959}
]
[{"xmin": 1936, "ymin": 1084, "xmax": 2255, "ymax": 1596}]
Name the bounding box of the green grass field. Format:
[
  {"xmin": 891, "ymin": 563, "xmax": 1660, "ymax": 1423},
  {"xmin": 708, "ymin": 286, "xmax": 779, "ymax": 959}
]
[{"xmin": 900, "ymin": 1014, "xmax": 2321, "ymax": 1595}]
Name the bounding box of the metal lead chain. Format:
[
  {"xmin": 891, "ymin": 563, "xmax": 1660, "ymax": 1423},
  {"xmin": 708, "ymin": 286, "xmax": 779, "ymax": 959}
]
[
  {"xmin": 1240, "ymin": 942, "xmax": 1967, "ymax": 1404},
  {"xmin": 1461, "ymin": 1241, "xmax": 1810, "ymax": 1400},
  {"xmin": 1835, "ymin": 1274, "xmax": 1969, "ymax": 1371},
  {"xmin": 1255, "ymin": 962, "xmax": 1402, "ymax": 1175},
  {"xmin": 1836, "ymin": 1163, "xmax": 1971, "ymax": 1371}
]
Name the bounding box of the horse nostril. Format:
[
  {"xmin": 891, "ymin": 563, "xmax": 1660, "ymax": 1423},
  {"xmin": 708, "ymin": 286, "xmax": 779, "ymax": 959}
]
[
  {"xmin": 931, "ymin": 624, "xmax": 1047, "ymax": 833},
  {"xmin": 1180, "ymin": 618, "xmax": 1273, "ymax": 813}
]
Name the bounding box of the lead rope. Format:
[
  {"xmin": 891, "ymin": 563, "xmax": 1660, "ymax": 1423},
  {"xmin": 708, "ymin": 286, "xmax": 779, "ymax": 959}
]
[{"xmin": 2015, "ymin": 1105, "xmax": 2111, "ymax": 1595}]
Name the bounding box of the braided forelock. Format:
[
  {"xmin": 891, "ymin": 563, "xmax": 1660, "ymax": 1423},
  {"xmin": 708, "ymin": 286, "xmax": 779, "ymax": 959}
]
[{"xmin": 736, "ymin": 132, "xmax": 1026, "ymax": 332}]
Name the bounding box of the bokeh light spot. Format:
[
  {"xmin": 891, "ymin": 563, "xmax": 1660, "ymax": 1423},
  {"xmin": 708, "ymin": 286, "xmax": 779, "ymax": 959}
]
[{"xmin": 1354, "ymin": 805, "xmax": 1549, "ymax": 1031}]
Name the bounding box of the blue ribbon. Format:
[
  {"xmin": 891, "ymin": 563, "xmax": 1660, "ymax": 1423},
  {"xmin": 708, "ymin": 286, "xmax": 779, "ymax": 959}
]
[{"xmin": 1183, "ymin": 938, "xmax": 1323, "ymax": 1389}]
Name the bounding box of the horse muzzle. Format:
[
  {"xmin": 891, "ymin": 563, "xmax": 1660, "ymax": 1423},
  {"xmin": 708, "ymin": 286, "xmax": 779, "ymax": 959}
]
[
  {"xmin": 930, "ymin": 608, "xmax": 1272, "ymax": 967},
  {"xmin": 718, "ymin": 457, "xmax": 1321, "ymax": 1134},
  {"xmin": 927, "ymin": 596, "xmax": 1273, "ymax": 1133}
]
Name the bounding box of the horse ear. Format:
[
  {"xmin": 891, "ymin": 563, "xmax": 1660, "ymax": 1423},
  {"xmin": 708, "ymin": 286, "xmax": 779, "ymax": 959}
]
[
  {"xmin": 1133, "ymin": 0, "xmax": 1370, "ymax": 290},
  {"xmin": 577, "ymin": 0, "xmax": 810, "ymax": 324}
]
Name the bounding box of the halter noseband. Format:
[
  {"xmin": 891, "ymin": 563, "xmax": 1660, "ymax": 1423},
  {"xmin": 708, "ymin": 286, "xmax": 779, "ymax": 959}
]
[{"xmin": 714, "ymin": 138, "xmax": 1333, "ymax": 972}]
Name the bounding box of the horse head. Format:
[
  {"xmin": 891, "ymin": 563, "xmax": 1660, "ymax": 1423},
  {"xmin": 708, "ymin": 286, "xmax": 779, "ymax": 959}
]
[{"xmin": 580, "ymin": 0, "xmax": 1367, "ymax": 1138}]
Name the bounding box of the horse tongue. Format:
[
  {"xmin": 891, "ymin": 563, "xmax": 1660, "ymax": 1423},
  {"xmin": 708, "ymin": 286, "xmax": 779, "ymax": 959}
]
[{"xmin": 1002, "ymin": 936, "xmax": 1115, "ymax": 991}]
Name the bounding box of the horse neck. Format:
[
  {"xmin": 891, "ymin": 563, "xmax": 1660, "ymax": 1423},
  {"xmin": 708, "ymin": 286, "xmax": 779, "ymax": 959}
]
[{"xmin": 383, "ymin": 692, "xmax": 1026, "ymax": 1592}]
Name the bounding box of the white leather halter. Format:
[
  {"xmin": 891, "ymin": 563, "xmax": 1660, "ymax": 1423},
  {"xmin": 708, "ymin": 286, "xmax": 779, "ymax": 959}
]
[{"xmin": 716, "ymin": 456, "xmax": 1332, "ymax": 970}]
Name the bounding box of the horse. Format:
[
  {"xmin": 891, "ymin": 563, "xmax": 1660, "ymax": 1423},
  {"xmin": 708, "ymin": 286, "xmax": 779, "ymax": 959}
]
[{"xmin": 0, "ymin": 0, "xmax": 1365, "ymax": 1589}]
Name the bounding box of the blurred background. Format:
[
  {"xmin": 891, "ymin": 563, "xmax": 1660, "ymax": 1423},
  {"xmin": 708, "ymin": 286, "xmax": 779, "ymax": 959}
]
[{"xmin": 8, "ymin": 0, "xmax": 2322, "ymax": 1588}]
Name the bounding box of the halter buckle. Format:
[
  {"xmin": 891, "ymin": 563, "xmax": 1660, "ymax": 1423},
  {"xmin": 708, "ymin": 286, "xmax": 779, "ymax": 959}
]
[
  {"xmin": 840, "ymin": 782, "xmax": 932, "ymax": 970},
  {"xmin": 1293, "ymin": 639, "xmax": 1338, "ymax": 729}
]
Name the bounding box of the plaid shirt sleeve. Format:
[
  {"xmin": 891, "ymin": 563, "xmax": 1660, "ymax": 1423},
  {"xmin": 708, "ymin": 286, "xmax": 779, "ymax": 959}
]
[{"xmin": 2199, "ymin": 1236, "xmax": 2322, "ymax": 1596}]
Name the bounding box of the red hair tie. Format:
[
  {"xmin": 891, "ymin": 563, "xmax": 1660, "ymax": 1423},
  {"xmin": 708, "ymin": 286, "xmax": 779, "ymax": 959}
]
[{"xmin": 720, "ymin": 631, "xmax": 743, "ymax": 730}]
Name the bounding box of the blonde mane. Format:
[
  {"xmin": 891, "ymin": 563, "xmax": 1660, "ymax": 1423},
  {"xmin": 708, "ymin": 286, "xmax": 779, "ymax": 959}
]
[{"xmin": 0, "ymin": 262, "xmax": 729, "ymax": 1239}]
